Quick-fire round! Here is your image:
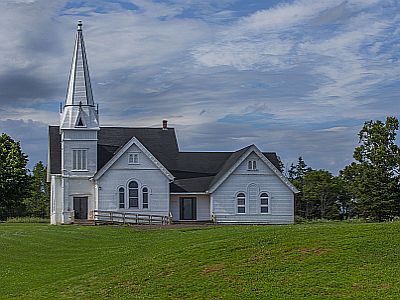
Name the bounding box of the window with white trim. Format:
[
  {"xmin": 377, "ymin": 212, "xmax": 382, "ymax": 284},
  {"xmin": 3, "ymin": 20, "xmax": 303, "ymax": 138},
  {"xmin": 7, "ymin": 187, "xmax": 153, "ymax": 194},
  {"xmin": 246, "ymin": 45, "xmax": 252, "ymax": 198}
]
[
  {"xmin": 128, "ymin": 181, "xmax": 139, "ymax": 208},
  {"xmin": 128, "ymin": 153, "xmax": 139, "ymax": 164},
  {"xmin": 72, "ymin": 149, "xmax": 87, "ymax": 170},
  {"xmin": 237, "ymin": 193, "xmax": 246, "ymax": 214},
  {"xmin": 142, "ymin": 187, "xmax": 149, "ymax": 209},
  {"xmin": 260, "ymin": 192, "xmax": 269, "ymax": 213},
  {"xmin": 119, "ymin": 187, "xmax": 125, "ymax": 209},
  {"xmin": 247, "ymin": 160, "xmax": 257, "ymax": 170}
]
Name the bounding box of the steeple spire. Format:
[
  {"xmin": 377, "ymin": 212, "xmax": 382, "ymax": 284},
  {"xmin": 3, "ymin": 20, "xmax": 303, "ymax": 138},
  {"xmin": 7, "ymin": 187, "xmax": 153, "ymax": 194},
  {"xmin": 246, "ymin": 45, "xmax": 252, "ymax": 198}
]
[
  {"xmin": 60, "ymin": 21, "xmax": 99, "ymax": 130},
  {"xmin": 65, "ymin": 20, "xmax": 94, "ymax": 107}
]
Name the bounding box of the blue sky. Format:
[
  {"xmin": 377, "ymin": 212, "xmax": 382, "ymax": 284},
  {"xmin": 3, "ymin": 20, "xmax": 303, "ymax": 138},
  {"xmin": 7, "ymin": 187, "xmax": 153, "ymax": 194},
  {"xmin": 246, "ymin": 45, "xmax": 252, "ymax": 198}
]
[{"xmin": 0, "ymin": 0, "xmax": 399, "ymax": 174}]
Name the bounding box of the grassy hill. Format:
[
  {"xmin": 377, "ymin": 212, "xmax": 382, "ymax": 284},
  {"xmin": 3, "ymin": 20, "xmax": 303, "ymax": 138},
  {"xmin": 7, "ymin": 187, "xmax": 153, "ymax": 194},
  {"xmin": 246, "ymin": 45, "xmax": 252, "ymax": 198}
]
[{"xmin": 1, "ymin": 222, "xmax": 399, "ymax": 299}]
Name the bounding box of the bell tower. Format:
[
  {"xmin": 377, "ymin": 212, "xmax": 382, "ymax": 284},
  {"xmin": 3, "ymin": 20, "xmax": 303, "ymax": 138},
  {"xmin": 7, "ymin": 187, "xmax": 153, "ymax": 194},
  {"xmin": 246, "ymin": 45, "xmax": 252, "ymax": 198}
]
[{"xmin": 58, "ymin": 21, "xmax": 99, "ymax": 224}]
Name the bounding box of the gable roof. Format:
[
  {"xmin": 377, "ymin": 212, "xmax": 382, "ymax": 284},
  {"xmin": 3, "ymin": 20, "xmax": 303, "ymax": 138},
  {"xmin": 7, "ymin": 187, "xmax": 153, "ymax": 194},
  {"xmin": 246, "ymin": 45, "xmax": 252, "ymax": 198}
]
[
  {"xmin": 169, "ymin": 147, "xmax": 284, "ymax": 193},
  {"xmin": 93, "ymin": 136, "xmax": 174, "ymax": 181},
  {"xmin": 207, "ymin": 145, "xmax": 252, "ymax": 189},
  {"xmin": 48, "ymin": 126, "xmax": 292, "ymax": 193},
  {"xmin": 207, "ymin": 145, "xmax": 299, "ymax": 194}
]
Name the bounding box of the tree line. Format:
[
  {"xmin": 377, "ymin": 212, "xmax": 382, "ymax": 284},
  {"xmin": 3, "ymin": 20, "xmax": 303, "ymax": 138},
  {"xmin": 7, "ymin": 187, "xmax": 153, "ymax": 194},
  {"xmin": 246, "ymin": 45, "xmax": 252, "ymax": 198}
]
[
  {"xmin": 0, "ymin": 116, "xmax": 399, "ymax": 221},
  {"xmin": 289, "ymin": 116, "xmax": 400, "ymax": 221}
]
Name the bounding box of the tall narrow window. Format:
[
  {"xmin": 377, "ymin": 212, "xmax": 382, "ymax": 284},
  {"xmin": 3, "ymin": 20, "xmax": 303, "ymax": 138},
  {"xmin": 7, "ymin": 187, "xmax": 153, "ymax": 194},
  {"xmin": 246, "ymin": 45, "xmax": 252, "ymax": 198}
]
[
  {"xmin": 128, "ymin": 181, "xmax": 139, "ymax": 208},
  {"xmin": 260, "ymin": 193, "xmax": 269, "ymax": 213},
  {"xmin": 119, "ymin": 187, "xmax": 125, "ymax": 209},
  {"xmin": 72, "ymin": 149, "xmax": 87, "ymax": 170},
  {"xmin": 237, "ymin": 193, "xmax": 246, "ymax": 214},
  {"xmin": 142, "ymin": 187, "xmax": 149, "ymax": 209}
]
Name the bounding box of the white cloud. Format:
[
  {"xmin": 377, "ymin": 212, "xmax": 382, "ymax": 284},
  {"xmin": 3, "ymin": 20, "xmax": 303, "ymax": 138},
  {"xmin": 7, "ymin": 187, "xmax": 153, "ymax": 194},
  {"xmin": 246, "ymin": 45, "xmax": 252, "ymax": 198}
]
[{"xmin": 0, "ymin": 0, "xmax": 398, "ymax": 173}]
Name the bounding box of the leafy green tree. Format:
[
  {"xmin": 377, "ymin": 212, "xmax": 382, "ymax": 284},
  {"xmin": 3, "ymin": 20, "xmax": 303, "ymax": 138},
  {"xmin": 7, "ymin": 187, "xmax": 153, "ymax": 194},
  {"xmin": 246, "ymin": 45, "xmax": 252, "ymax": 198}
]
[
  {"xmin": 24, "ymin": 161, "xmax": 50, "ymax": 218},
  {"xmin": 0, "ymin": 133, "xmax": 29, "ymax": 219},
  {"xmin": 302, "ymin": 170, "xmax": 342, "ymax": 219},
  {"xmin": 341, "ymin": 117, "xmax": 400, "ymax": 221}
]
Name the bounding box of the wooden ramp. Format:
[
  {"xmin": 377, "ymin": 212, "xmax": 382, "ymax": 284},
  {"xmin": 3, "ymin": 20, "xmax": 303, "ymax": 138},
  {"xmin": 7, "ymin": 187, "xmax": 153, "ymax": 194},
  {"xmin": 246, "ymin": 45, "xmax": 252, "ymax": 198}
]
[{"xmin": 94, "ymin": 210, "xmax": 170, "ymax": 226}]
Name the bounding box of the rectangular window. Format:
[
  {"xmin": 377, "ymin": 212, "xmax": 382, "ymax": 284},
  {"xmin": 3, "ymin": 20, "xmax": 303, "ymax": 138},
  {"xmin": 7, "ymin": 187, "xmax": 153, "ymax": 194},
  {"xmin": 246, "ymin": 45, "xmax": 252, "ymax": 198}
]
[
  {"xmin": 72, "ymin": 149, "xmax": 87, "ymax": 170},
  {"xmin": 247, "ymin": 160, "xmax": 257, "ymax": 170},
  {"xmin": 128, "ymin": 153, "xmax": 139, "ymax": 164}
]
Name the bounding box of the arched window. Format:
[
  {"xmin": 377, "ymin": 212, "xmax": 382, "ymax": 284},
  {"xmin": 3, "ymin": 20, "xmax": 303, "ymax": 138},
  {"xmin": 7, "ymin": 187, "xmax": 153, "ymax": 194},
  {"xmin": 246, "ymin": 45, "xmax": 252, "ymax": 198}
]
[
  {"xmin": 260, "ymin": 192, "xmax": 269, "ymax": 213},
  {"xmin": 237, "ymin": 193, "xmax": 246, "ymax": 214},
  {"xmin": 142, "ymin": 187, "xmax": 149, "ymax": 209},
  {"xmin": 119, "ymin": 187, "xmax": 125, "ymax": 208},
  {"xmin": 128, "ymin": 181, "xmax": 139, "ymax": 208}
]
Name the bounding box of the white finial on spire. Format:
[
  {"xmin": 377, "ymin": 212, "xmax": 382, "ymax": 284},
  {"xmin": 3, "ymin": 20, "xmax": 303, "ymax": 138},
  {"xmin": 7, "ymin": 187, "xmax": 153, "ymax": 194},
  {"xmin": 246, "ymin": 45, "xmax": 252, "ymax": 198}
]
[{"xmin": 77, "ymin": 20, "xmax": 83, "ymax": 31}]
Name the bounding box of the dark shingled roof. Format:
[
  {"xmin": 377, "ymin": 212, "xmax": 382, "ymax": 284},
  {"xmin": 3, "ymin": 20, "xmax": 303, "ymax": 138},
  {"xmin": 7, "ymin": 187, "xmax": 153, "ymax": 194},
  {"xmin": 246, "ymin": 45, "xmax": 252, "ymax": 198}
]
[
  {"xmin": 48, "ymin": 126, "xmax": 281, "ymax": 192},
  {"xmin": 48, "ymin": 126, "xmax": 62, "ymax": 175},
  {"xmin": 97, "ymin": 127, "xmax": 179, "ymax": 171},
  {"xmin": 48, "ymin": 126, "xmax": 179, "ymax": 174}
]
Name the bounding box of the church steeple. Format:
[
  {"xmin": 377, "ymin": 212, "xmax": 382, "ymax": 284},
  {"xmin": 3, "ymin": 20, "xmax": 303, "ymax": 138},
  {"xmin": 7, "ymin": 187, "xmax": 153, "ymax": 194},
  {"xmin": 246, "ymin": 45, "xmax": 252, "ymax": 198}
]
[
  {"xmin": 65, "ymin": 21, "xmax": 94, "ymax": 107},
  {"xmin": 61, "ymin": 21, "xmax": 99, "ymax": 130}
]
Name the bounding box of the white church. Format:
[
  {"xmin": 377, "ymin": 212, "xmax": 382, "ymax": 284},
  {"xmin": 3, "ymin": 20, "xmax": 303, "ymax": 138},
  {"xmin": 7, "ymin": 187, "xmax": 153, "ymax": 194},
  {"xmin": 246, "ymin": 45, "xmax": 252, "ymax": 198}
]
[{"xmin": 48, "ymin": 22, "xmax": 298, "ymax": 225}]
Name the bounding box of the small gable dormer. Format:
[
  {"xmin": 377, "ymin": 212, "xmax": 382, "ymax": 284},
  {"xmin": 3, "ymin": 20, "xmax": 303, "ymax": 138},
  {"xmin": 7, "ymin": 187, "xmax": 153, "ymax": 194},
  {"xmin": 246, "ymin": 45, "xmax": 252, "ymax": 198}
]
[{"xmin": 75, "ymin": 108, "xmax": 87, "ymax": 128}]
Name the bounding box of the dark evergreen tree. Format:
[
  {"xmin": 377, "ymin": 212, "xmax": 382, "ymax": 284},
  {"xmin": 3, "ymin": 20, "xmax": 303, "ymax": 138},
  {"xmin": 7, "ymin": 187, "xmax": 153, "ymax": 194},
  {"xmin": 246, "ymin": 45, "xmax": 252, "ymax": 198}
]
[
  {"xmin": 0, "ymin": 133, "xmax": 29, "ymax": 219},
  {"xmin": 287, "ymin": 157, "xmax": 313, "ymax": 218}
]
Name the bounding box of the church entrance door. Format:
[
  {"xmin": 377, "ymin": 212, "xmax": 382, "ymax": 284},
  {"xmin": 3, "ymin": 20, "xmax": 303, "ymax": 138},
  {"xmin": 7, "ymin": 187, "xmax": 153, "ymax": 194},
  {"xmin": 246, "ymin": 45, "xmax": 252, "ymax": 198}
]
[
  {"xmin": 180, "ymin": 197, "xmax": 197, "ymax": 220},
  {"xmin": 73, "ymin": 197, "xmax": 88, "ymax": 219}
]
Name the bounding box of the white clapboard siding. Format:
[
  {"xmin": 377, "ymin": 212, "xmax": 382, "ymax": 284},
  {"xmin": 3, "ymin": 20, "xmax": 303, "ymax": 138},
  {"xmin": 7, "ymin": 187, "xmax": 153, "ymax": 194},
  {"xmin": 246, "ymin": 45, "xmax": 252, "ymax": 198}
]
[
  {"xmin": 212, "ymin": 154, "xmax": 294, "ymax": 224},
  {"xmin": 170, "ymin": 194, "xmax": 211, "ymax": 221},
  {"xmin": 97, "ymin": 143, "xmax": 170, "ymax": 215}
]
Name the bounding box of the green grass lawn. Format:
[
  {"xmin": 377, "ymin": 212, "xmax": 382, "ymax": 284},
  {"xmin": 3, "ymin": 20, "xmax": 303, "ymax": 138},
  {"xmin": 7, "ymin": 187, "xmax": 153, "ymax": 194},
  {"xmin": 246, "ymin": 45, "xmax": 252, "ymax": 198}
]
[{"xmin": 1, "ymin": 222, "xmax": 400, "ymax": 299}]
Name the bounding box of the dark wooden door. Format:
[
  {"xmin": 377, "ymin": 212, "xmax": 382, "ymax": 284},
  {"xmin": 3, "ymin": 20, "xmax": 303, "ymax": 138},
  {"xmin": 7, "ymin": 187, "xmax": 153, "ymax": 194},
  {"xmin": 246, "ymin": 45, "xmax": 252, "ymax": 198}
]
[
  {"xmin": 180, "ymin": 197, "xmax": 196, "ymax": 220},
  {"xmin": 73, "ymin": 197, "xmax": 88, "ymax": 219}
]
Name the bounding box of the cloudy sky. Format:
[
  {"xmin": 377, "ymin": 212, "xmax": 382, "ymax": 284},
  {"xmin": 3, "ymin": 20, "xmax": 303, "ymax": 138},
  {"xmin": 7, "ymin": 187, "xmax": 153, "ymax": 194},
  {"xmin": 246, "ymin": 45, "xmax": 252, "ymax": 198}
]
[{"xmin": 0, "ymin": 0, "xmax": 399, "ymax": 174}]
